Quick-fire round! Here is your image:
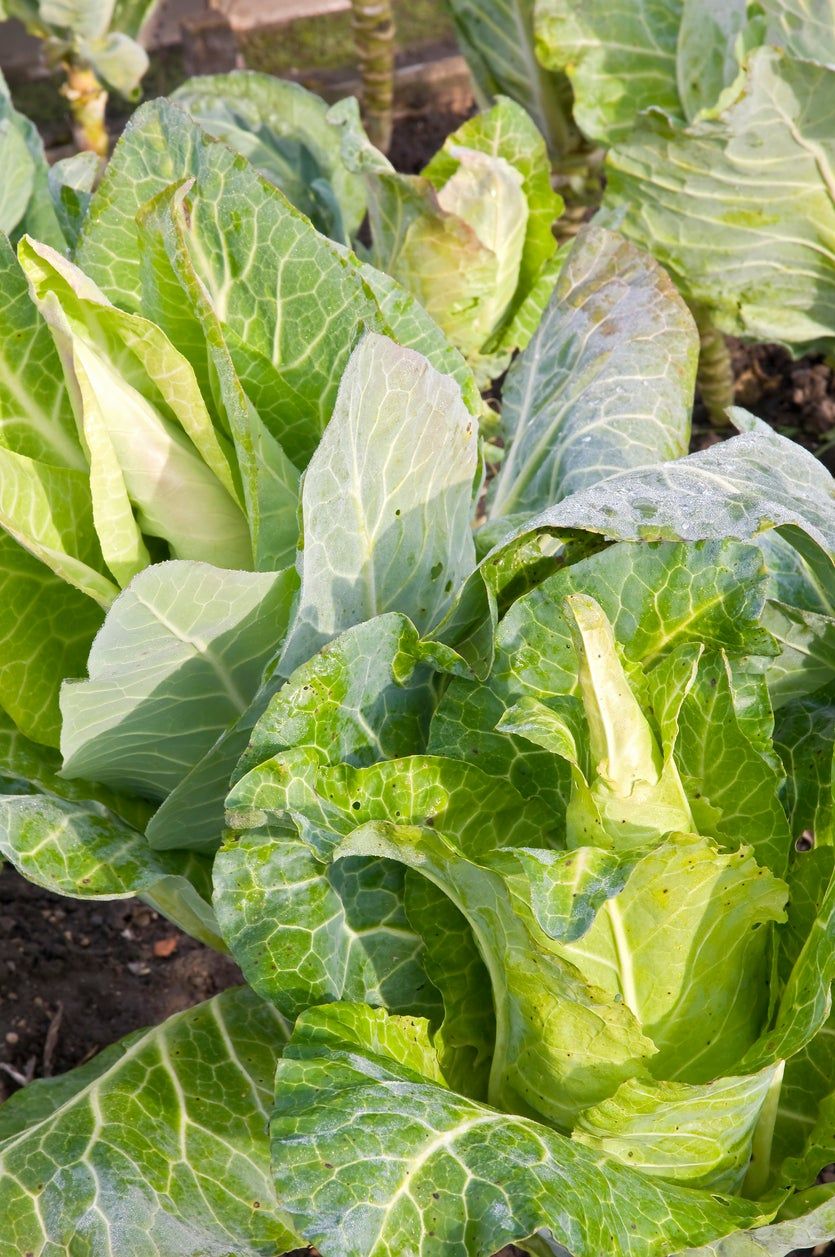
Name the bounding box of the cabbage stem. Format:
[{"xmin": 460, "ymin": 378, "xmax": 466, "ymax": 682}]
[
  {"xmin": 695, "ymin": 311, "xmax": 734, "ymax": 428},
  {"xmin": 351, "ymin": 0, "xmax": 395, "ymax": 152},
  {"xmin": 61, "ymin": 62, "xmax": 109, "ymax": 158}
]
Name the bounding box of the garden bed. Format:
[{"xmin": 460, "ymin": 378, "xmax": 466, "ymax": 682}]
[
  {"xmin": 0, "ymin": 28, "xmax": 833, "ymax": 1257},
  {"xmin": 693, "ymin": 340, "xmax": 835, "ymax": 468}
]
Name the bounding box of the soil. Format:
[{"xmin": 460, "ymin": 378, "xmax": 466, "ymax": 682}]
[
  {"xmin": 0, "ymin": 865, "xmax": 241, "ymax": 1101},
  {"xmin": 388, "ymin": 103, "xmax": 476, "ymax": 174},
  {"xmin": 693, "ymin": 339, "xmax": 835, "ymax": 468}
]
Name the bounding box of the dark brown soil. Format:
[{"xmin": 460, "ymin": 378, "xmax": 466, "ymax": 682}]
[
  {"xmin": 693, "ymin": 338, "xmax": 835, "ymax": 468},
  {"xmin": 0, "ymin": 865, "xmax": 241, "ymax": 1101},
  {"xmin": 732, "ymin": 341, "xmax": 835, "ymax": 456},
  {"xmin": 388, "ymin": 103, "xmax": 476, "ymax": 174}
]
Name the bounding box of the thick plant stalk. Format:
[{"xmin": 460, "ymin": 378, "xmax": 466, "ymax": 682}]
[
  {"xmin": 61, "ymin": 63, "xmax": 109, "ymax": 158},
  {"xmin": 351, "ymin": 0, "xmax": 395, "ymax": 153},
  {"xmin": 695, "ymin": 311, "xmax": 734, "ymax": 428},
  {"xmin": 553, "ymin": 200, "xmax": 590, "ymax": 245}
]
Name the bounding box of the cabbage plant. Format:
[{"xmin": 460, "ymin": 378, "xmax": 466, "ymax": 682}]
[
  {"xmin": 132, "ymin": 74, "xmax": 565, "ymax": 387},
  {"xmin": 170, "ymin": 72, "xmax": 367, "ymax": 246},
  {"xmin": 0, "ymin": 96, "xmax": 834, "ymax": 1256},
  {"xmin": 330, "ymin": 93, "xmax": 565, "ymax": 384},
  {"xmin": 163, "ymin": 75, "xmax": 567, "ymax": 388},
  {"xmin": 0, "ymin": 0, "xmax": 160, "ymax": 154},
  {"xmin": 445, "ymin": 0, "xmax": 581, "ymax": 161},
  {"xmin": 534, "ymin": 0, "xmax": 835, "ymax": 419},
  {"xmin": 0, "ymin": 95, "xmax": 475, "ymax": 844}
]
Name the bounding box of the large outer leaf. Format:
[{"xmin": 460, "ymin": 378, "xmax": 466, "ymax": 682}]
[
  {"xmin": 0, "ymin": 534, "xmax": 103, "ymax": 747},
  {"xmin": 601, "ymin": 49, "xmax": 835, "ymax": 353},
  {"xmin": 75, "ymin": 100, "xmax": 479, "ymax": 465},
  {"xmin": 61, "ymin": 561, "xmax": 297, "ymax": 799},
  {"xmin": 489, "ymin": 224, "xmax": 697, "ymax": 519},
  {"xmin": 761, "ymin": 0, "xmax": 835, "ymax": 68},
  {"xmin": 171, "ymin": 71, "xmax": 366, "ymax": 242},
  {"xmin": 279, "ymin": 334, "xmax": 477, "ymax": 673},
  {"xmin": 534, "ymin": 0, "xmax": 682, "ymax": 144},
  {"xmin": 0, "ymin": 987, "xmax": 296, "ymax": 1255},
  {"xmin": 271, "ymin": 1002, "xmax": 764, "ymax": 1257},
  {"xmin": 0, "ymin": 236, "xmax": 81, "ymax": 470},
  {"xmin": 446, "ymin": 0, "xmax": 580, "ymax": 157},
  {"xmin": 485, "ymin": 420, "xmax": 835, "ymax": 560},
  {"xmin": 0, "ymin": 792, "xmax": 221, "ymax": 946}
]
